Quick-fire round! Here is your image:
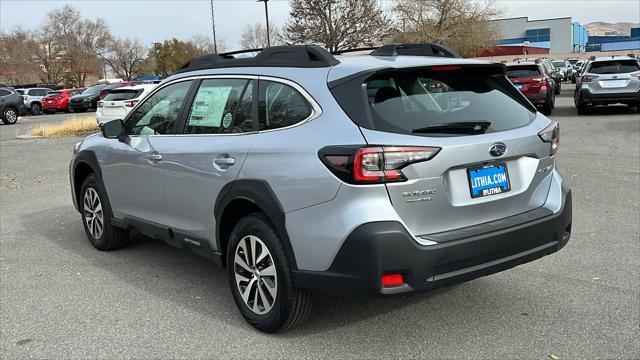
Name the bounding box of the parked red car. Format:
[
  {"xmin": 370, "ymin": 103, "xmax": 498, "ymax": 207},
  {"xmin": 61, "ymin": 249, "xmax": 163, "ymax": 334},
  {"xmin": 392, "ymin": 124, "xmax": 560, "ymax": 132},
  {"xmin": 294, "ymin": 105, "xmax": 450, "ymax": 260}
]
[
  {"xmin": 42, "ymin": 88, "xmax": 85, "ymax": 114},
  {"xmin": 99, "ymin": 81, "xmax": 135, "ymax": 100},
  {"xmin": 505, "ymin": 61, "xmax": 555, "ymax": 115}
]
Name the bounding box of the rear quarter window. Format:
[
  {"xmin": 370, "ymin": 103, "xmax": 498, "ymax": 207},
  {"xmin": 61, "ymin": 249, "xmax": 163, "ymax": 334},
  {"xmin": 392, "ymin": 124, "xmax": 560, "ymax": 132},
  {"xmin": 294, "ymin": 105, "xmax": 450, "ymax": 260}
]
[
  {"xmin": 353, "ymin": 66, "xmax": 535, "ymax": 135},
  {"xmin": 0, "ymin": 89, "xmax": 11, "ymax": 97},
  {"xmin": 259, "ymin": 81, "xmax": 312, "ymax": 130},
  {"xmin": 589, "ymin": 60, "xmax": 640, "ymax": 74}
]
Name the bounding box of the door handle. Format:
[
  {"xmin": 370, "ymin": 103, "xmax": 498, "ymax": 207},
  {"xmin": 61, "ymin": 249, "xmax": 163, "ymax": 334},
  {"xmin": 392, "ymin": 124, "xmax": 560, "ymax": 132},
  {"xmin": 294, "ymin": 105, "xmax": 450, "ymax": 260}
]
[
  {"xmin": 148, "ymin": 153, "xmax": 162, "ymax": 162},
  {"xmin": 214, "ymin": 157, "xmax": 235, "ymax": 166}
]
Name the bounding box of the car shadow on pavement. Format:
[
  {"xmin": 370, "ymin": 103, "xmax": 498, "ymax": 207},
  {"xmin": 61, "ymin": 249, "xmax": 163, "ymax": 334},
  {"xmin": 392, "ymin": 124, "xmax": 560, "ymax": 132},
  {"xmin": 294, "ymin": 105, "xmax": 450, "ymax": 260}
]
[
  {"xmin": 26, "ymin": 206, "xmax": 504, "ymax": 336},
  {"xmin": 551, "ymin": 102, "xmax": 637, "ymax": 117}
]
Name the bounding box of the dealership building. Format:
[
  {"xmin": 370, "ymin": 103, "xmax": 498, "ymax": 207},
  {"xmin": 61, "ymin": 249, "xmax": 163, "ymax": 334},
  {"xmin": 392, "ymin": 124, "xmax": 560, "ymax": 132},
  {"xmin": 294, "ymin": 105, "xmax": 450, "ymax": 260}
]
[{"xmin": 490, "ymin": 17, "xmax": 589, "ymax": 54}]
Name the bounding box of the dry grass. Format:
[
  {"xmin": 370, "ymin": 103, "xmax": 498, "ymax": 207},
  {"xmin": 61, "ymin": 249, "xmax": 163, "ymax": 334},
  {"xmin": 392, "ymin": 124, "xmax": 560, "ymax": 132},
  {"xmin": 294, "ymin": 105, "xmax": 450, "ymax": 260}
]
[{"xmin": 29, "ymin": 116, "xmax": 98, "ymax": 138}]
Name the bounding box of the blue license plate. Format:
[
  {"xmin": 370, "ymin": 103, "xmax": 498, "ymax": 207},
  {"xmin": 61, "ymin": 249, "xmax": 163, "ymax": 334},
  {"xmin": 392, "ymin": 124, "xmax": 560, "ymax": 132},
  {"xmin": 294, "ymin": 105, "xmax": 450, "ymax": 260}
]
[
  {"xmin": 467, "ymin": 163, "xmax": 511, "ymax": 198},
  {"xmin": 515, "ymin": 83, "xmax": 523, "ymax": 91}
]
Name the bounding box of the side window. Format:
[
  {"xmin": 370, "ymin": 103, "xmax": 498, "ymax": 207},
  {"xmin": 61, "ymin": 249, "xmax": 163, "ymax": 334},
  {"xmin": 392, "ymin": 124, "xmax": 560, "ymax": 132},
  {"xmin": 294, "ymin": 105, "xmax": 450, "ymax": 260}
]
[
  {"xmin": 259, "ymin": 81, "xmax": 312, "ymax": 131},
  {"xmin": 0, "ymin": 89, "xmax": 11, "ymax": 97},
  {"xmin": 184, "ymin": 79, "xmax": 253, "ymax": 134},
  {"xmin": 123, "ymin": 81, "xmax": 192, "ymax": 136}
]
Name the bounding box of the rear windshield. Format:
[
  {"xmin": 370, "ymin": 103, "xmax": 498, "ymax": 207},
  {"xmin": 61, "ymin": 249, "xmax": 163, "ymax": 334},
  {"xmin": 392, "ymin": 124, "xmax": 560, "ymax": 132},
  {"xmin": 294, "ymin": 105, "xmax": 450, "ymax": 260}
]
[
  {"xmin": 506, "ymin": 65, "xmax": 541, "ymax": 78},
  {"xmin": 356, "ymin": 67, "xmax": 535, "ymax": 135},
  {"xmin": 552, "ymin": 61, "xmax": 566, "ymax": 68},
  {"xmin": 104, "ymin": 89, "xmax": 143, "ymax": 101},
  {"xmin": 589, "ymin": 60, "xmax": 640, "ymax": 74},
  {"xmin": 47, "ymin": 92, "xmax": 61, "ymax": 97}
]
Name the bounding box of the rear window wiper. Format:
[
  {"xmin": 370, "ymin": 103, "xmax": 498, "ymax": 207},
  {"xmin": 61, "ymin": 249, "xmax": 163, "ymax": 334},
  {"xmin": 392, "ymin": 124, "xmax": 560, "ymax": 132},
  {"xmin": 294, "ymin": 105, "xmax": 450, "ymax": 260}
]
[{"xmin": 412, "ymin": 121, "xmax": 491, "ymax": 134}]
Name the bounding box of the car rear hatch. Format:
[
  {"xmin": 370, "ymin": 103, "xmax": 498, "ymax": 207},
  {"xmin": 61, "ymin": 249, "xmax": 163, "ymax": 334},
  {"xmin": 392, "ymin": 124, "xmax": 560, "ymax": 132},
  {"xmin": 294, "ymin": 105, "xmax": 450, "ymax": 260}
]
[
  {"xmin": 100, "ymin": 89, "xmax": 143, "ymax": 116},
  {"xmin": 329, "ymin": 64, "xmax": 558, "ymax": 239},
  {"xmin": 506, "ymin": 65, "xmax": 547, "ymax": 97},
  {"xmin": 584, "ymin": 59, "xmax": 640, "ymax": 94},
  {"xmin": 44, "ymin": 92, "xmax": 61, "ymax": 105}
]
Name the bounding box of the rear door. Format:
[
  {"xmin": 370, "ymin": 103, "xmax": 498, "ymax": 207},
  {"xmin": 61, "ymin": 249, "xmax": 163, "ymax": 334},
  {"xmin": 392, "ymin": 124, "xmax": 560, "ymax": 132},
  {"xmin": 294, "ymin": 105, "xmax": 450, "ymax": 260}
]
[
  {"xmin": 162, "ymin": 77, "xmax": 257, "ymax": 245},
  {"xmin": 344, "ymin": 65, "xmax": 556, "ymax": 236}
]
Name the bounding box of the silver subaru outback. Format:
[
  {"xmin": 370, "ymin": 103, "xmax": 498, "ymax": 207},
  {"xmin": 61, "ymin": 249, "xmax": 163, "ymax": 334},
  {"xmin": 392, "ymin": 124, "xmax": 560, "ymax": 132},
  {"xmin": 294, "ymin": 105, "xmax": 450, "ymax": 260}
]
[{"xmin": 69, "ymin": 44, "xmax": 572, "ymax": 333}]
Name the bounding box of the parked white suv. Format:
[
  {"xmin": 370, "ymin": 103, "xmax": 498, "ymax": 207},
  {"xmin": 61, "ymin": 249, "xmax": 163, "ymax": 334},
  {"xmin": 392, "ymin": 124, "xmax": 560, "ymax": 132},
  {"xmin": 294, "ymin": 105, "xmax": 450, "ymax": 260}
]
[
  {"xmin": 96, "ymin": 84, "xmax": 157, "ymax": 125},
  {"xmin": 19, "ymin": 87, "xmax": 52, "ymax": 115}
]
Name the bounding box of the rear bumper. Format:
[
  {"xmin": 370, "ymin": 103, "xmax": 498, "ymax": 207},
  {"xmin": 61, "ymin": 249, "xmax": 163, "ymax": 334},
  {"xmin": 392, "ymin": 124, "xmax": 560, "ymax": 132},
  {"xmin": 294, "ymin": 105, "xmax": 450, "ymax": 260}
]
[
  {"xmin": 579, "ymin": 88, "xmax": 640, "ymax": 104},
  {"xmin": 43, "ymin": 101, "xmax": 67, "ymax": 110},
  {"xmin": 524, "ymin": 91, "xmax": 551, "ymax": 105},
  {"xmin": 69, "ymin": 102, "xmax": 93, "ymax": 111},
  {"xmin": 292, "ymin": 184, "xmax": 572, "ymax": 297}
]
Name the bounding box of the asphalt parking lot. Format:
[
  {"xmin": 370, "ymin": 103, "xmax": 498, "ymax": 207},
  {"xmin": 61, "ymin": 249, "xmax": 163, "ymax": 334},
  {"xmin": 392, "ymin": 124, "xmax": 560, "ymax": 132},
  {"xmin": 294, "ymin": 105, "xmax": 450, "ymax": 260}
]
[{"xmin": 1, "ymin": 87, "xmax": 639, "ymax": 359}]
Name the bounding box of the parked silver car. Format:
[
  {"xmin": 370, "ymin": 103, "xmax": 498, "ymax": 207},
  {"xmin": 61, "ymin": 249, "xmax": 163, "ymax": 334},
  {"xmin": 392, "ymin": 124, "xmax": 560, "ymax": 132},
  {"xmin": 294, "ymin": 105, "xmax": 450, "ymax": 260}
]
[
  {"xmin": 552, "ymin": 60, "xmax": 573, "ymax": 81},
  {"xmin": 574, "ymin": 56, "xmax": 640, "ymax": 114},
  {"xmin": 69, "ymin": 44, "xmax": 572, "ymax": 332}
]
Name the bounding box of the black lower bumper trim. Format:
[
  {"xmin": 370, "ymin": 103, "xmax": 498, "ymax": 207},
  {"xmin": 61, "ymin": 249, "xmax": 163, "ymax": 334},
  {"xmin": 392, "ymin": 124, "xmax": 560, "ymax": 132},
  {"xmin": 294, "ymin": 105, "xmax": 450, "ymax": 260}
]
[{"xmin": 292, "ymin": 187, "xmax": 572, "ymax": 297}]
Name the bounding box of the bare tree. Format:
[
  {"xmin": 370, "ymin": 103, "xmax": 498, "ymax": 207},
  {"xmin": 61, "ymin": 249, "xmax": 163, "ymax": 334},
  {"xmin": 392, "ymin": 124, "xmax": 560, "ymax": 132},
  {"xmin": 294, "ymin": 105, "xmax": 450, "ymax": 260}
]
[
  {"xmin": 392, "ymin": 0, "xmax": 502, "ymax": 57},
  {"xmin": 104, "ymin": 38, "xmax": 147, "ymax": 80},
  {"xmin": 0, "ymin": 30, "xmax": 41, "ymax": 85},
  {"xmin": 43, "ymin": 6, "xmax": 112, "ymax": 86},
  {"xmin": 240, "ymin": 23, "xmax": 283, "ymax": 49},
  {"xmin": 285, "ymin": 0, "xmax": 392, "ymax": 52},
  {"xmin": 190, "ymin": 34, "xmax": 225, "ymax": 54}
]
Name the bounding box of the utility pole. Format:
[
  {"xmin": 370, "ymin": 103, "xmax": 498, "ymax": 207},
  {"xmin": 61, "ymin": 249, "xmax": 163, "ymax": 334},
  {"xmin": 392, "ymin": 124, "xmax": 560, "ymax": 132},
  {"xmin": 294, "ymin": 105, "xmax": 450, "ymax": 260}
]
[
  {"xmin": 210, "ymin": 0, "xmax": 218, "ymax": 53},
  {"xmin": 257, "ymin": 0, "xmax": 270, "ymax": 47}
]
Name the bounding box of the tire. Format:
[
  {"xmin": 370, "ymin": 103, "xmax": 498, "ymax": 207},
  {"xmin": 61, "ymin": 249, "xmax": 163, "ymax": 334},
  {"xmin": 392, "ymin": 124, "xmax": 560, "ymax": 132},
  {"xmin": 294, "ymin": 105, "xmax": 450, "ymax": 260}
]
[
  {"xmin": 45, "ymin": 109, "xmax": 55, "ymax": 115},
  {"xmin": 1, "ymin": 107, "xmax": 18, "ymax": 125},
  {"xmin": 30, "ymin": 102, "xmax": 42, "ymax": 115},
  {"xmin": 577, "ymin": 104, "xmax": 591, "ymax": 115},
  {"xmin": 79, "ymin": 174, "xmax": 129, "ymax": 251},
  {"xmin": 555, "ymin": 82, "xmax": 561, "ymax": 95},
  {"xmin": 541, "ymin": 103, "xmax": 552, "ymax": 116},
  {"xmin": 227, "ymin": 213, "xmax": 314, "ymax": 333}
]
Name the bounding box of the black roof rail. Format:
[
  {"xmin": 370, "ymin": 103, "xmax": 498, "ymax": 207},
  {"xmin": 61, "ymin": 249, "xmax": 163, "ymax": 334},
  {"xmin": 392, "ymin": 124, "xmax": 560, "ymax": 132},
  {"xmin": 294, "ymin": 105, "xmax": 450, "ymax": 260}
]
[
  {"xmin": 176, "ymin": 45, "xmax": 340, "ymax": 73},
  {"xmin": 371, "ymin": 43, "xmax": 460, "ymax": 58},
  {"xmin": 331, "ymin": 43, "xmax": 460, "ymax": 58}
]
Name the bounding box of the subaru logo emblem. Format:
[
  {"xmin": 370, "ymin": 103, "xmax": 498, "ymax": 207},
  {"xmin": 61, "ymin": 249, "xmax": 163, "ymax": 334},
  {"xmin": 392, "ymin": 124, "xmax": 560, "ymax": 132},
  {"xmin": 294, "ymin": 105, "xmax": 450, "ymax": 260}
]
[{"xmin": 489, "ymin": 143, "xmax": 507, "ymax": 157}]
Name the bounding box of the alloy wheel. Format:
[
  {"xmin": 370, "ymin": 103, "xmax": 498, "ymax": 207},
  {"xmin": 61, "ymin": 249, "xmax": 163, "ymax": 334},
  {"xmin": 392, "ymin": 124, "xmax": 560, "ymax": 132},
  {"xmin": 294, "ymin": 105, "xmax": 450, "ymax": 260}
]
[
  {"xmin": 233, "ymin": 235, "xmax": 278, "ymax": 315},
  {"xmin": 83, "ymin": 187, "xmax": 104, "ymax": 239},
  {"xmin": 4, "ymin": 109, "xmax": 17, "ymax": 123}
]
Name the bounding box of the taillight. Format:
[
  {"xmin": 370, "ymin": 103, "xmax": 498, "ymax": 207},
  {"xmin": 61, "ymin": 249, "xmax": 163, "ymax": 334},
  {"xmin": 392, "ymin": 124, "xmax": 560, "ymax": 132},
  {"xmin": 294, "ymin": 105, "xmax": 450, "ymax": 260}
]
[
  {"xmin": 97, "ymin": 101, "xmax": 103, "ymax": 108},
  {"xmin": 539, "ymin": 122, "xmax": 560, "ymax": 155},
  {"xmin": 125, "ymin": 100, "xmax": 139, "ymax": 107},
  {"xmin": 532, "ymin": 77, "xmax": 545, "ymax": 83},
  {"xmin": 320, "ymin": 145, "xmax": 441, "ymax": 184},
  {"xmin": 581, "ymin": 74, "xmax": 598, "ymax": 83},
  {"xmin": 631, "ymin": 71, "xmax": 640, "ymax": 79}
]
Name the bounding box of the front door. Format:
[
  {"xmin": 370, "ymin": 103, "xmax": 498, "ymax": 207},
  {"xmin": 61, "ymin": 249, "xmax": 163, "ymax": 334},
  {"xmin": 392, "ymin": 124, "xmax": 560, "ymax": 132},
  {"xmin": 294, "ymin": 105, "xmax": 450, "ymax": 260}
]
[{"xmin": 101, "ymin": 80, "xmax": 194, "ymax": 226}]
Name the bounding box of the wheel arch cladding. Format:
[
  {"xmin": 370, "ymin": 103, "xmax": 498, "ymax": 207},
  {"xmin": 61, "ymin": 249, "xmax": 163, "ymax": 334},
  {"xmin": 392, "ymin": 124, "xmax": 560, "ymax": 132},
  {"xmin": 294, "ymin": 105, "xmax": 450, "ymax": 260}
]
[
  {"xmin": 72, "ymin": 151, "xmax": 107, "ymax": 211},
  {"xmin": 215, "ymin": 179, "xmax": 297, "ymax": 269}
]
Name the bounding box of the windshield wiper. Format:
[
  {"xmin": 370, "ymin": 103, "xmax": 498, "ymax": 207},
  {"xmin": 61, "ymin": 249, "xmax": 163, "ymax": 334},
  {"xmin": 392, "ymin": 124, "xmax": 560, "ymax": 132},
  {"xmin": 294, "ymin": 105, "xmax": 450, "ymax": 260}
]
[{"xmin": 412, "ymin": 121, "xmax": 491, "ymax": 134}]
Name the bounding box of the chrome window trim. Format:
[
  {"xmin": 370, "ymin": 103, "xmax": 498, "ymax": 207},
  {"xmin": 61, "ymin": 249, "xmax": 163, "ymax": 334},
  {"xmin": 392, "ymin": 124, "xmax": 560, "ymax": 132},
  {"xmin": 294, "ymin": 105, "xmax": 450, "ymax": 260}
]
[{"xmin": 124, "ymin": 74, "xmax": 322, "ymax": 138}]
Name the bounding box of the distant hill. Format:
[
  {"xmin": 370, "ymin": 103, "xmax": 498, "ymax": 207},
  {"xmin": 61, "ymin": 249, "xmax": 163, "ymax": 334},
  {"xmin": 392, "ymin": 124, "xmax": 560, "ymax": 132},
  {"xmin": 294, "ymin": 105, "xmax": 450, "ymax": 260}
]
[{"xmin": 585, "ymin": 22, "xmax": 640, "ymax": 36}]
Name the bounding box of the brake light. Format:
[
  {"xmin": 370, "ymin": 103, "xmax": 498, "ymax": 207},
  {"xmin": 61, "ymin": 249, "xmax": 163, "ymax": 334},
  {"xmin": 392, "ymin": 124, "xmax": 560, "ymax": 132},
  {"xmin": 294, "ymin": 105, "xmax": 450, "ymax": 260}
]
[
  {"xmin": 124, "ymin": 100, "xmax": 139, "ymax": 107},
  {"xmin": 320, "ymin": 146, "xmax": 441, "ymax": 184},
  {"xmin": 538, "ymin": 122, "xmax": 560, "ymax": 155},
  {"xmin": 581, "ymin": 75, "xmax": 598, "ymax": 83},
  {"xmin": 429, "ymin": 65, "xmax": 462, "ymax": 71},
  {"xmin": 97, "ymin": 100, "xmax": 103, "ymax": 108}
]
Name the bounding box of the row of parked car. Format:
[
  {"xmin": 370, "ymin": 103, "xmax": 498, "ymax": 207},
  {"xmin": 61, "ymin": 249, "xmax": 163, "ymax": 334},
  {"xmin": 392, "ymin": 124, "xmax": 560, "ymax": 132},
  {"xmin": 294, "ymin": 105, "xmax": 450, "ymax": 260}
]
[
  {"xmin": 0, "ymin": 80, "xmax": 159, "ymax": 125},
  {"xmin": 505, "ymin": 55, "xmax": 640, "ymax": 115}
]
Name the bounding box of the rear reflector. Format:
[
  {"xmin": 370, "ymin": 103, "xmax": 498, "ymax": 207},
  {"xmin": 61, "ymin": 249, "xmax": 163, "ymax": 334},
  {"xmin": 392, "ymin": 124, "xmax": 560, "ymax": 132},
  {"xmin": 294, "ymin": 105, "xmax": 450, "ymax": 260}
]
[{"xmin": 381, "ymin": 273, "xmax": 404, "ymax": 287}]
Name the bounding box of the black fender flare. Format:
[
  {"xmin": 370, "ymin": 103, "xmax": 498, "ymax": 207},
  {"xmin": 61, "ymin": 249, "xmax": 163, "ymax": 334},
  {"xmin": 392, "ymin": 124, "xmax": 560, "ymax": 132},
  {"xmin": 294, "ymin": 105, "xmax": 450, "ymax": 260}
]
[
  {"xmin": 71, "ymin": 150, "xmax": 109, "ymax": 212},
  {"xmin": 214, "ymin": 179, "xmax": 297, "ymax": 269}
]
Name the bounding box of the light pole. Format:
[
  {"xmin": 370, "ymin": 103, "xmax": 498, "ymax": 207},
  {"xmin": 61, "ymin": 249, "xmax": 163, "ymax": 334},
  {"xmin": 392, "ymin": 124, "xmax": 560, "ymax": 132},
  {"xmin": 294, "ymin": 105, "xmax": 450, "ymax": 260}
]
[
  {"xmin": 210, "ymin": 0, "xmax": 218, "ymax": 53},
  {"xmin": 257, "ymin": 0, "xmax": 270, "ymax": 47}
]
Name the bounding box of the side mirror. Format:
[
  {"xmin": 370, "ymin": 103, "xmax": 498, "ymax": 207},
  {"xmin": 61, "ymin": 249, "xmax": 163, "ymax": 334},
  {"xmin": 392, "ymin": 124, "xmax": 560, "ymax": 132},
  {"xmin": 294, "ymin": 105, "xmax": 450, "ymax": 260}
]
[{"xmin": 101, "ymin": 119, "xmax": 125, "ymax": 140}]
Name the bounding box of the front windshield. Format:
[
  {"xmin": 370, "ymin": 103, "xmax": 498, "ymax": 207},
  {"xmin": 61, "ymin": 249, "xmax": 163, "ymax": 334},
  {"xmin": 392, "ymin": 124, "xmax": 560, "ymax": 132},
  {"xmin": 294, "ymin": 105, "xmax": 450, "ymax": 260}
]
[{"xmin": 552, "ymin": 61, "xmax": 565, "ymax": 68}]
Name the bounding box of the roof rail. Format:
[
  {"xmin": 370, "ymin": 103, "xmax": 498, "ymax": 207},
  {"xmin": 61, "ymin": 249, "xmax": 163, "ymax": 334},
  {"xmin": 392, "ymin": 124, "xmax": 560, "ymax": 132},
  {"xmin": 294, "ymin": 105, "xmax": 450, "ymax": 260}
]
[
  {"xmin": 176, "ymin": 45, "xmax": 340, "ymax": 73},
  {"xmin": 371, "ymin": 43, "xmax": 460, "ymax": 58},
  {"xmin": 331, "ymin": 43, "xmax": 460, "ymax": 58}
]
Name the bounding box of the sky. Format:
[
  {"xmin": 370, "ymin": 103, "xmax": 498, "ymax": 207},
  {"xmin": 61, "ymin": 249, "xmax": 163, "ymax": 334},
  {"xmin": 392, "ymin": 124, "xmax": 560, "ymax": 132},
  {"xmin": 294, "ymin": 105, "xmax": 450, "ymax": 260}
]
[{"xmin": 1, "ymin": 0, "xmax": 639, "ymax": 50}]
